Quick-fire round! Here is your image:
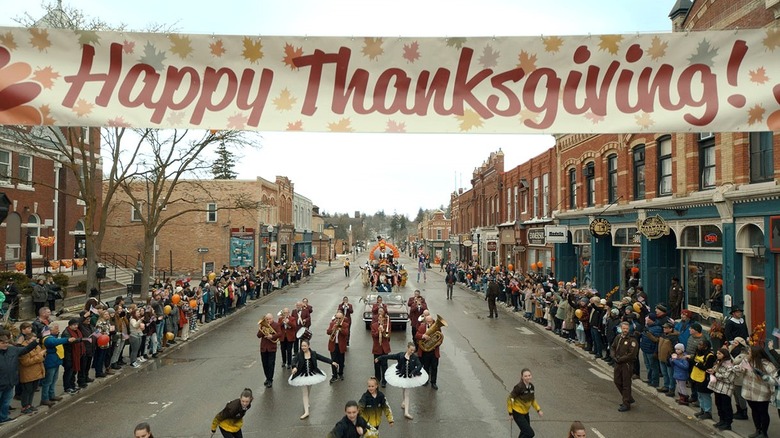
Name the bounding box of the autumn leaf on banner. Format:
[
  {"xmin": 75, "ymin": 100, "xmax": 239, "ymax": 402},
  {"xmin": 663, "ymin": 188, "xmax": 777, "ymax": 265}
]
[
  {"xmin": 29, "ymin": 28, "xmax": 51, "ymax": 52},
  {"xmin": 39, "ymin": 105, "xmax": 55, "ymax": 125},
  {"xmin": 598, "ymin": 35, "xmax": 623, "ymax": 55},
  {"xmin": 386, "ymin": 120, "xmax": 406, "ymax": 132},
  {"xmin": 518, "ymin": 110, "xmax": 540, "ymax": 124},
  {"xmin": 479, "ymin": 44, "xmax": 500, "ymax": 68},
  {"xmin": 328, "ymin": 118, "xmax": 354, "ymax": 132},
  {"xmin": 283, "ymin": 43, "xmax": 303, "ymax": 69},
  {"xmin": 0, "ymin": 32, "xmax": 17, "ymax": 50},
  {"xmin": 362, "ymin": 37, "xmax": 384, "ymax": 61},
  {"xmin": 242, "ymin": 37, "xmax": 264, "ymax": 64},
  {"xmin": 748, "ymin": 104, "xmax": 765, "ymax": 125},
  {"xmin": 273, "ymin": 88, "xmax": 296, "ymax": 111},
  {"xmin": 634, "ymin": 112, "xmax": 654, "ymax": 129},
  {"xmin": 32, "ymin": 66, "xmax": 59, "ymax": 89},
  {"xmin": 286, "ymin": 120, "xmax": 304, "ymax": 131},
  {"xmin": 764, "ymin": 28, "xmax": 780, "ymax": 51},
  {"xmin": 123, "ymin": 40, "xmax": 135, "ymax": 54},
  {"xmin": 74, "ymin": 30, "xmax": 100, "ymax": 46},
  {"xmin": 516, "ymin": 50, "xmax": 537, "ymax": 73},
  {"xmin": 210, "ymin": 39, "xmax": 226, "ymax": 57},
  {"xmin": 446, "ymin": 37, "xmax": 467, "ymax": 49},
  {"xmin": 167, "ymin": 112, "xmax": 185, "ymax": 125},
  {"xmin": 456, "ymin": 109, "xmax": 484, "ymax": 131},
  {"xmin": 688, "ymin": 39, "xmax": 717, "ymax": 67},
  {"xmin": 646, "ymin": 36, "xmax": 667, "ymax": 60},
  {"xmin": 140, "ymin": 42, "xmax": 166, "ymax": 71},
  {"xmin": 750, "ymin": 67, "xmax": 769, "ymax": 84},
  {"xmin": 72, "ymin": 99, "xmax": 94, "ymax": 117},
  {"xmin": 402, "ymin": 41, "xmax": 420, "ymax": 63},
  {"xmin": 585, "ymin": 111, "xmax": 605, "ymax": 124},
  {"xmin": 227, "ymin": 113, "xmax": 248, "ymax": 130},
  {"xmin": 107, "ymin": 117, "xmax": 131, "ymax": 127},
  {"xmin": 543, "ymin": 36, "xmax": 564, "ymax": 53},
  {"xmin": 169, "ymin": 34, "xmax": 193, "ymax": 59}
]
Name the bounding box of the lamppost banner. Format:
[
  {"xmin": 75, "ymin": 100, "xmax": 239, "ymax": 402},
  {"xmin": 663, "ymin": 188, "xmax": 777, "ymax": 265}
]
[{"xmin": 0, "ymin": 27, "xmax": 778, "ymax": 133}]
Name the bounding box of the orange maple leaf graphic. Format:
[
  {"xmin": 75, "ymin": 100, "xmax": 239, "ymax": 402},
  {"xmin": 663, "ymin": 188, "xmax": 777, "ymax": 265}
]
[
  {"xmin": 73, "ymin": 99, "xmax": 94, "ymax": 117},
  {"xmin": 0, "ymin": 32, "xmax": 17, "ymax": 50},
  {"xmin": 747, "ymin": 105, "xmax": 765, "ymax": 125},
  {"xmin": 385, "ymin": 120, "xmax": 406, "ymax": 132},
  {"xmin": 227, "ymin": 113, "xmax": 248, "ymax": 130},
  {"xmin": 456, "ymin": 109, "xmax": 484, "ymax": 131},
  {"xmin": 169, "ymin": 34, "xmax": 193, "ymax": 59},
  {"xmin": 518, "ymin": 110, "xmax": 540, "ymax": 124},
  {"xmin": 516, "ymin": 50, "xmax": 537, "ymax": 73},
  {"xmin": 39, "ymin": 105, "xmax": 55, "ymax": 125},
  {"xmin": 362, "ymin": 37, "xmax": 384, "ymax": 61},
  {"xmin": 402, "ymin": 41, "xmax": 420, "ymax": 63},
  {"xmin": 543, "ymin": 36, "xmax": 564, "ymax": 53},
  {"xmin": 328, "ymin": 118, "xmax": 354, "ymax": 132},
  {"xmin": 123, "ymin": 40, "xmax": 135, "ymax": 54},
  {"xmin": 749, "ymin": 67, "xmax": 769, "ymax": 84},
  {"xmin": 634, "ymin": 112, "xmax": 654, "ymax": 129},
  {"xmin": 286, "ymin": 120, "xmax": 304, "ymax": 131},
  {"xmin": 242, "ymin": 37, "xmax": 264, "ymax": 64},
  {"xmin": 32, "ymin": 66, "xmax": 59, "ymax": 89},
  {"xmin": 273, "ymin": 88, "xmax": 296, "ymax": 111},
  {"xmin": 598, "ymin": 35, "xmax": 623, "ymax": 55},
  {"xmin": 764, "ymin": 28, "xmax": 780, "ymax": 51},
  {"xmin": 107, "ymin": 117, "xmax": 131, "ymax": 127},
  {"xmin": 210, "ymin": 40, "xmax": 226, "ymax": 57},
  {"xmin": 283, "ymin": 43, "xmax": 303, "ymax": 70},
  {"xmin": 29, "ymin": 28, "xmax": 51, "ymax": 52},
  {"xmin": 646, "ymin": 36, "xmax": 667, "ymax": 60},
  {"xmin": 585, "ymin": 112, "xmax": 605, "ymax": 124}
]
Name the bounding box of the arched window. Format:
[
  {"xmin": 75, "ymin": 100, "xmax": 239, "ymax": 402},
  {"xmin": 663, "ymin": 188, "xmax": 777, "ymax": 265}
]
[{"xmin": 28, "ymin": 214, "xmax": 41, "ymax": 255}]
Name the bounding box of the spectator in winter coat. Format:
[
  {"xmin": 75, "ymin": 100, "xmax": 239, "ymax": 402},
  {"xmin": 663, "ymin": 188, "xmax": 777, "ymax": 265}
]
[
  {"xmin": 0, "ymin": 332, "xmax": 39, "ymax": 423},
  {"xmin": 41, "ymin": 323, "xmax": 77, "ymax": 406},
  {"xmin": 640, "ymin": 314, "xmax": 663, "ymax": 388}
]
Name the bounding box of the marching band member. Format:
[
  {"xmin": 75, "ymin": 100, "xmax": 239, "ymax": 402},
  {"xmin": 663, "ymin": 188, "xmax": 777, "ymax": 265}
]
[
  {"xmin": 406, "ymin": 290, "xmax": 427, "ymax": 308},
  {"xmin": 376, "ymin": 342, "xmax": 428, "ymax": 420},
  {"xmin": 371, "ymin": 307, "xmax": 392, "ymax": 388},
  {"xmin": 371, "ymin": 296, "xmax": 388, "ymax": 322},
  {"xmin": 416, "ymin": 315, "xmax": 442, "ymax": 390},
  {"xmin": 302, "ymin": 297, "xmax": 314, "ymax": 315},
  {"xmin": 358, "ymin": 376, "xmax": 394, "ymax": 437},
  {"xmin": 327, "ymin": 311, "xmax": 350, "ymax": 383},
  {"xmin": 288, "ymin": 339, "xmax": 338, "ymax": 420},
  {"xmin": 291, "ymin": 301, "xmax": 311, "ymax": 354},
  {"xmin": 257, "ymin": 313, "xmax": 281, "ymax": 388},
  {"xmin": 338, "ymin": 296, "xmax": 354, "ymax": 346},
  {"xmin": 408, "ymin": 297, "xmax": 428, "ymax": 342},
  {"xmin": 277, "ymin": 308, "xmax": 297, "ymax": 369}
]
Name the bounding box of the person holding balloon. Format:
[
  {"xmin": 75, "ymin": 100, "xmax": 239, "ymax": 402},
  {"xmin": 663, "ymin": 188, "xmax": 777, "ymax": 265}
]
[{"xmin": 93, "ymin": 309, "xmax": 112, "ymax": 377}]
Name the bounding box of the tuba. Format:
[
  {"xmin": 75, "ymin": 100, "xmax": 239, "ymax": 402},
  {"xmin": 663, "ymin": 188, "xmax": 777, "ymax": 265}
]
[
  {"xmin": 259, "ymin": 318, "xmax": 279, "ymax": 343},
  {"xmin": 418, "ymin": 314, "xmax": 447, "ymax": 352}
]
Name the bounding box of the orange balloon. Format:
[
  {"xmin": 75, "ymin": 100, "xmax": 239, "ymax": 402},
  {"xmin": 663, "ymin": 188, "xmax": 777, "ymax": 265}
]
[
  {"xmin": 508, "ymin": 264, "xmax": 514, "ymax": 271},
  {"xmin": 164, "ymin": 305, "xmax": 171, "ymax": 315},
  {"xmin": 165, "ymin": 332, "xmax": 175, "ymax": 341},
  {"xmin": 575, "ymin": 309, "xmax": 583, "ymax": 319},
  {"xmin": 189, "ymin": 299, "xmax": 197, "ymax": 309},
  {"xmin": 171, "ymin": 294, "xmax": 181, "ymax": 305}
]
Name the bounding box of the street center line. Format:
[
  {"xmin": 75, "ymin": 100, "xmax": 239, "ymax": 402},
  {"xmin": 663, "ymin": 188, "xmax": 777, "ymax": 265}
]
[{"xmin": 591, "ymin": 427, "xmax": 607, "ymax": 438}]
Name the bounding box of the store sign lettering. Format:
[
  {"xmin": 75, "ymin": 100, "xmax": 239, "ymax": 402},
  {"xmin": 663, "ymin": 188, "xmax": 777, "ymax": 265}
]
[
  {"xmin": 637, "ymin": 215, "xmax": 670, "ymax": 240},
  {"xmin": 589, "ymin": 218, "xmax": 611, "ymax": 237},
  {"xmin": 527, "ymin": 228, "xmax": 546, "ymax": 245}
]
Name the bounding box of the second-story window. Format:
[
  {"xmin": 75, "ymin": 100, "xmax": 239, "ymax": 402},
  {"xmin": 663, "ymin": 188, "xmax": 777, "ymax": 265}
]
[
  {"xmin": 633, "ymin": 146, "xmax": 646, "ymax": 200},
  {"xmin": 699, "ymin": 135, "xmax": 715, "ymax": 189},
  {"xmin": 568, "ymin": 168, "xmax": 577, "ymax": 209},
  {"xmin": 749, "ymin": 132, "xmax": 774, "ymax": 183},
  {"xmin": 607, "ymin": 154, "xmax": 618, "ymax": 203},
  {"xmin": 585, "ymin": 162, "xmax": 595, "ymax": 207},
  {"xmin": 436, "ymin": 229, "xmax": 442, "ymax": 239},
  {"xmin": 542, "ymin": 173, "xmax": 549, "ymax": 217},
  {"xmin": 0, "ymin": 150, "xmax": 10, "ymax": 182},
  {"xmin": 18, "ymin": 154, "xmax": 32, "ymax": 185},
  {"xmin": 206, "ymin": 202, "xmax": 218, "ymax": 222},
  {"xmin": 131, "ymin": 204, "xmax": 143, "ymax": 222},
  {"xmin": 533, "ymin": 177, "xmax": 539, "ymax": 218},
  {"xmin": 506, "ymin": 187, "xmax": 511, "ymax": 222},
  {"xmin": 521, "ymin": 191, "xmax": 528, "ymax": 214},
  {"xmin": 658, "ymin": 137, "xmax": 672, "ymax": 196}
]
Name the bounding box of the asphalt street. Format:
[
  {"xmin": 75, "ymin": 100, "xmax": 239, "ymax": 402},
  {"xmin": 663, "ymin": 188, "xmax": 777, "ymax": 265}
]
[{"xmin": 7, "ymin": 255, "xmax": 716, "ymax": 438}]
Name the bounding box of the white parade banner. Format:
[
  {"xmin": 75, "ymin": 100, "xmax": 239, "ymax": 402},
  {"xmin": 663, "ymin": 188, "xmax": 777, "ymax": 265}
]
[{"xmin": 0, "ymin": 27, "xmax": 778, "ymax": 133}]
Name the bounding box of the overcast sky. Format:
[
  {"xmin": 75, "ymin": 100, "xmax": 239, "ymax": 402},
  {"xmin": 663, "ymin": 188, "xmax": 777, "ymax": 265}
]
[{"xmin": 1, "ymin": 0, "xmax": 674, "ymax": 218}]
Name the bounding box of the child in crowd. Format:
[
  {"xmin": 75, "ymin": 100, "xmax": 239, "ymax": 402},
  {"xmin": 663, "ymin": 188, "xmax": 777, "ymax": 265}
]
[{"xmin": 670, "ymin": 343, "xmax": 691, "ymax": 405}]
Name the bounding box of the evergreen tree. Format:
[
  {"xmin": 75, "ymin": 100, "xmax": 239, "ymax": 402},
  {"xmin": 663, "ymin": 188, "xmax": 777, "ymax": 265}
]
[{"xmin": 212, "ymin": 142, "xmax": 238, "ymax": 179}]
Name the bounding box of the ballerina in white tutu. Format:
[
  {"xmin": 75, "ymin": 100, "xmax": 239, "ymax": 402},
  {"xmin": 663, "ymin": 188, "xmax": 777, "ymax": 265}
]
[
  {"xmin": 375, "ymin": 342, "xmax": 428, "ymax": 420},
  {"xmin": 289, "ymin": 339, "xmax": 338, "ymax": 419}
]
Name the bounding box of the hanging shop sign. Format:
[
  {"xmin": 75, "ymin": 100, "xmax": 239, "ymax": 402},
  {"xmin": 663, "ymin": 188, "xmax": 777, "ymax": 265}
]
[
  {"xmin": 589, "ymin": 218, "xmax": 611, "ymax": 237},
  {"xmin": 486, "ymin": 240, "xmax": 498, "ymax": 252},
  {"xmin": 527, "ymin": 228, "xmax": 546, "ymax": 246},
  {"xmin": 544, "ymin": 225, "xmax": 568, "ymax": 243},
  {"xmin": 637, "ymin": 215, "xmax": 670, "ymax": 240}
]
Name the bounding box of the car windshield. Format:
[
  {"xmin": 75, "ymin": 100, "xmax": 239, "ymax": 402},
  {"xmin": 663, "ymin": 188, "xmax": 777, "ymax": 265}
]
[{"xmin": 368, "ymin": 294, "xmax": 404, "ymax": 305}]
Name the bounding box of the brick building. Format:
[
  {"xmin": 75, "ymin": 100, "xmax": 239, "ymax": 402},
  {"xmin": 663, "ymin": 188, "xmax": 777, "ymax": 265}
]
[{"xmin": 417, "ymin": 210, "xmax": 451, "ymax": 265}]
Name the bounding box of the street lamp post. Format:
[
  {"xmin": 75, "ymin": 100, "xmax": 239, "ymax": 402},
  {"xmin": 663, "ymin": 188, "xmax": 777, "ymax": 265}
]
[
  {"xmin": 328, "ymin": 238, "xmax": 332, "ymax": 266},
  {"xmin": 267, "ymin": 224, "xmax": 275, "ymax": 265}
]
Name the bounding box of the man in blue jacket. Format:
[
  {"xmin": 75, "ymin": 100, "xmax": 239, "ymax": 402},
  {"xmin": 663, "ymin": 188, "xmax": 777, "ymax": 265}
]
[{"xmin": 0, "ymin": 331, "xmax": 39, "ymax": 423}]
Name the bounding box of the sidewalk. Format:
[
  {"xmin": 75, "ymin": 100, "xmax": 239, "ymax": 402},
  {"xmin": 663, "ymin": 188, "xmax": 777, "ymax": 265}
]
[
  {"xmin": 444, "ymin": 270, "xmax": 749, "ymax": 438},
  {"xmin": 0, "ymin": 271, "xmax": 318, "ymax": 434}
]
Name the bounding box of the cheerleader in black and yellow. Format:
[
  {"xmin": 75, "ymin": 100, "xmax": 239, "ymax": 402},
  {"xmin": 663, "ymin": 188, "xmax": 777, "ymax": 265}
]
[
  {"xmin": 210, "ymin": 388, "xmax": 253, "ymax": 438},
  {"xmin": 507, "ymin": 368, "xmax": 543, "ymax": 438},
  {"xmin": 358, "ymin": 377, "xmax": 394, "ymax": 437}
]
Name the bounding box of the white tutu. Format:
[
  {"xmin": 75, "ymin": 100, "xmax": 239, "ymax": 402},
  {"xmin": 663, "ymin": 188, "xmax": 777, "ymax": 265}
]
[
  {"xmin": 288, "ymin": 371, "xmax": 327, "ymax": 387},
  {"xmin": 384, "ymin": 367, "xmax": 428, "ymax": 388}
]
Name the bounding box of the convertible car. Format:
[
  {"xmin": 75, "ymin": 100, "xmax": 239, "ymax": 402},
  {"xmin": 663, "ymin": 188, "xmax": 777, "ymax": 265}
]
[{"xmin": 361, "ymin": 293, "xmax": 409, "ymax": 330}]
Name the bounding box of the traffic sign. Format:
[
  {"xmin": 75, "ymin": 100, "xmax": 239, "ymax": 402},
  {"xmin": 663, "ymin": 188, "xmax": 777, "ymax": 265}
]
[{"xmin": 197, "ymin": 247, "xmax": 209, "ymax": 253}]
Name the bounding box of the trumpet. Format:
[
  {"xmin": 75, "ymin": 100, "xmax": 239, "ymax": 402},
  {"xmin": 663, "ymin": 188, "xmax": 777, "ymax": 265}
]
[{"xmin": 329, "ymin": 316, "xmax": 344, "ymax": 342}]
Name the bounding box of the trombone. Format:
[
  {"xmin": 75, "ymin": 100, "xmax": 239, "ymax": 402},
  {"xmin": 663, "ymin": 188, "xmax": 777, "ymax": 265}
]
[{"xmin": 329, "ymin": 316, "xmax": 344, "ymax": 342}]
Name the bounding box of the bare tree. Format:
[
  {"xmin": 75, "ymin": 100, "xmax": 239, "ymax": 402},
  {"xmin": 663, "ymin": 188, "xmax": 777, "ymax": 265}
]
[{"xmin": 115, "ymin": 129, "xmax": 261, "ymax": 299}]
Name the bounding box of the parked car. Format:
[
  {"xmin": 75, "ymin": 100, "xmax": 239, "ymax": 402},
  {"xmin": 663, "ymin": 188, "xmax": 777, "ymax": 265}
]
[{"xmin": 361, "ymin": 293, "xmax": 409, "ymax": 330}]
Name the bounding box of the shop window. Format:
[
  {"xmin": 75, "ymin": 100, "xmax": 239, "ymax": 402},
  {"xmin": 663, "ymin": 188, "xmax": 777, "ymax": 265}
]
[
  {"xmin": 614, "ymin": 227, "xmax": 639, "ymax": 245},
  {"xmin": 686, "ymin": 250, "xmax": 723, "ymax": 312}
]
